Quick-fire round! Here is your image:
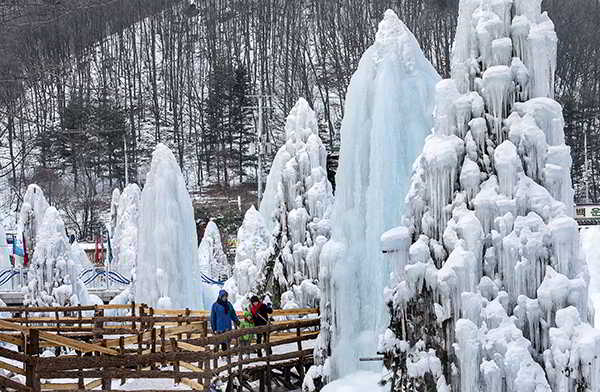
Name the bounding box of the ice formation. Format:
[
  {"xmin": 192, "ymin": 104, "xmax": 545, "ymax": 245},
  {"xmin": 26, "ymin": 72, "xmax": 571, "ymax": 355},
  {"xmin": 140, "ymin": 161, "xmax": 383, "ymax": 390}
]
[
  {"xmin": 112, "ymin": 183, "xmax": 141, "ymax": 279},
  {"xmin": 24, "ymin": 207, "xmax": 96, "ymax": 307},
  {"xmin": 259, "ymin": 98, "xmax": 333, "ymax": 302},
  {"xmin": 109, "ymin": 188, "xmax": 121, "ymax": 236},
  {"xmin": 312, "ymin": 9, "xmax": 440, "ymax": 384},
  {"xmin": 198, "ymin": 220, "xmax": 229, "ymax": 280},
  {"xmin": 135, "ymin": 144, "xmax": 204, "ymax": 310},
  {"xmin": 224, "ymin": 206, "xmax": 270, "ymax": 307},
  {"xmin": 582, "ymin": 226, "xmax": 600, "ymax": 328},
  {"xmin": 381, "ymin": 1, "xmax": 595, "ymax": 391},
  {"xmin": 18, "ymin": 184, "xmax": 50, "ymax": 252}
]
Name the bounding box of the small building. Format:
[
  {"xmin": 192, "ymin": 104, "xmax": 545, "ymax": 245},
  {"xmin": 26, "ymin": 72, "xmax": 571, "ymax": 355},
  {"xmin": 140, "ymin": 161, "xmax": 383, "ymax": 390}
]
[
  {"xmin": 576, "ymin": 204, "xmax": 600, "ymax": 227},
  {"xmin": 78, "ymin": 242, "xmax": 108, "ymax": 266}
]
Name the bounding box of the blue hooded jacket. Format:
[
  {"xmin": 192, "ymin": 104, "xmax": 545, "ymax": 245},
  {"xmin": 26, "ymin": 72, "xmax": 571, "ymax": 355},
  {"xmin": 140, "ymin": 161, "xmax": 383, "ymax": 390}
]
[{"xmin": 211, "ymin": 290, "xmax": 239, "ymax": 333}]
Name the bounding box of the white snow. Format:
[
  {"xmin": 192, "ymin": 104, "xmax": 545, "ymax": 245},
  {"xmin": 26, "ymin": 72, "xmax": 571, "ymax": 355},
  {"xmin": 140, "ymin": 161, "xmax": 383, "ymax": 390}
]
[
  {"xmin": 135, "ymin": 144, "xmax": 204, "ymax": 310},
  {"xmin": 320, "ymin": 371, "xmax": 386, "ymax": 392},
  {"xmin": 315, "ymin": 8, "xmax": 440, "ymax": 382}
]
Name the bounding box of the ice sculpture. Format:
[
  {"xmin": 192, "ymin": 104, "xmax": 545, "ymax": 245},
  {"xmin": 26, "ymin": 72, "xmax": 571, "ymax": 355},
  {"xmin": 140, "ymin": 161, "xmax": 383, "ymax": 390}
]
[
  {"xmin": 381, "ymin": 1, "xmax": 594, "ymax": 391},
  {"xmin": 112, "ymin": 183, "xmax": 141, "ymax": 278},
  {"xmin": 25, "ymin": 207, "xmax": 97, "ymax": 307},
  {"xmin": 259, "ymin": 98, "xmax": 333, "ymax": 300},
  {"xmin": 224, "ymin": 206, "xmax": 270, "ymax": 307},
  {"xmin": 135, "ymin": 144, "xmax": 203, "ymax": 310},
  {"xmin": 18, "ymin": 184, "xmax": 50, "ymax": 252},
  {"xmin": 312, "ymin": 9, "xmax": 440, "ymax": 384},
  {"xmin": 198, "ymin": 220, "xmax": 229, "ymax": 280}
]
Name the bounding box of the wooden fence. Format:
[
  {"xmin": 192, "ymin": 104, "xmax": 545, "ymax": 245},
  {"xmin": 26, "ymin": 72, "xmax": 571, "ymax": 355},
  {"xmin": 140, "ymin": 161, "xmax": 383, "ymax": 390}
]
[{"xmin": 0, "ymin": 304, "xmax": 320, "ymax": 392}]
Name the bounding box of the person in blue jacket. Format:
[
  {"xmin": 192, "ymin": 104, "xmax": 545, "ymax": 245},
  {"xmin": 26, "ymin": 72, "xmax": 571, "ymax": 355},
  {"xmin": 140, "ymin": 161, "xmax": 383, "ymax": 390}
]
[{"xmin": 211, "ymin": 290, "xmax": 239, "ymax": 350}]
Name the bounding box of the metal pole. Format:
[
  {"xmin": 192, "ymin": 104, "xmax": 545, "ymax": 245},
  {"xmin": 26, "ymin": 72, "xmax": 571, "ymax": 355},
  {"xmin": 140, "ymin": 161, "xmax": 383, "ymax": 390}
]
[
  {"xmin": 584, "ymin": 128, "xmax": 590, "ymax": 203},
  {"xmin": 257, "ymin": 84, "xmax": 263, "ymax": 203},
  {"xmin": 123, "ymin": 134, "xmax": 129, "ymax": 186}
]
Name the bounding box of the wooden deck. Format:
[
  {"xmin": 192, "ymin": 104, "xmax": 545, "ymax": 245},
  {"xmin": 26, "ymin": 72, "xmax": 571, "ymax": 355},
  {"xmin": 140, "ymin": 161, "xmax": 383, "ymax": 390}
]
[{"xmin": 0, "ymin": 304, "xmax": 320, "ymax": 391}]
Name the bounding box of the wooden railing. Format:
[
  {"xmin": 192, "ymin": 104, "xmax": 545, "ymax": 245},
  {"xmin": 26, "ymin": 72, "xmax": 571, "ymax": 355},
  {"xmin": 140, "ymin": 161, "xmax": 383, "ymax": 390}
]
[{"xmin": 0, "ymin": 304, "xmax": 320, "ymax": 391}]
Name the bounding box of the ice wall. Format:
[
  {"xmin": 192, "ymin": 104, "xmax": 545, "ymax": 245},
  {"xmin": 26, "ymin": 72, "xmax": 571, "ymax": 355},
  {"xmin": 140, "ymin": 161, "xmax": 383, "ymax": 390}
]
[
  {"xmin": 135, "ymin": 144, "xmax": 203, "ymax": 310},
  {"xmin": 260, "ymin": 98, "xmax": 333, "ymax": 296},
  {"xmin": 382, "ymin": 1, "xmax": 595, "ymax": 391},
  {"xmin": 316, "ymin": 9, "xmax": 440, "ymax": 381}
]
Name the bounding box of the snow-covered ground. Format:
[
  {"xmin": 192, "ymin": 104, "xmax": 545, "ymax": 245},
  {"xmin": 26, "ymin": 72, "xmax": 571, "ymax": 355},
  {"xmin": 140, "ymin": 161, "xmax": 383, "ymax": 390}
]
[{"xmin": 321, "ymin": 371, "xmax": 386, "ymax": 392}]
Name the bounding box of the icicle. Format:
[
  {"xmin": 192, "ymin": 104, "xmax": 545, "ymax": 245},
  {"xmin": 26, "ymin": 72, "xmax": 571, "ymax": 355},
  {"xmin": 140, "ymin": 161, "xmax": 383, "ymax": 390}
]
[
  {"xmin": 492, "ymin": 37, "xmax": 512, "ymax": 66},
  {"xmin": 527, "ymin": 15, "xmax": 557, "ymax": 98},
  {"xmin": 454, "ymin": 319, "xmax": 480, "ymax": 392},
  {"xmin": 481, "ymin": 66, "xmax": 514, "ymax": 142},
  {"xmin": 494, "ymin": 140, "xmax": 521, "ymax": 198}
]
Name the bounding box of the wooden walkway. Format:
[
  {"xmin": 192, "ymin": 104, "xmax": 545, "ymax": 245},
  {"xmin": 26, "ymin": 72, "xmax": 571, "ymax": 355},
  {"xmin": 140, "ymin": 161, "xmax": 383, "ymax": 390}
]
[{"xmin": 0, "ymin": 303, "xmax": 320, "ymax": 391}]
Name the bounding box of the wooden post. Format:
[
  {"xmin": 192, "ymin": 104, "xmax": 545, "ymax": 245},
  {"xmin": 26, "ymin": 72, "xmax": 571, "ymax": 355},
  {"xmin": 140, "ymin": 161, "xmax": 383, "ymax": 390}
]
[
  {"xmin": 160, "ymin": 326, "xmax": 166, "ymax": 367},
  {"xmin": 76, "ymin": 350, "xmax": 84, "ymax": 389},
  {"xmin": 266, "ymin": 326, "xmax": 272, "ymax": 392},
  {"xmin": 131, "ymin": 301, "xmax": 136, "ymax": 331},
  {"xmin": 177, "ymin": 313, "xmax": 183, "ymax": 340},
  {"xmin": 101, "ymin": 340, "xmax": 112, "ymax": 390},
  {"xmin": 94, "ymin": 307, "xmax": 104, "ymax": 343},
  {"xmin": 259, "ymin": 370, "xmax": 266, "ymax": 392},
  {"xmin": 139, "ymin": 305, "xmax": 146, "ymax": 332},
  {"xmin": 149, "ymin": 307, "xmax": 155, "ymax": 335},
  {"xmin": 213, "ymin": 340, "xmax": 219, "ymax": 370},
  {"xmin": 54, "ymin": 311, "xmax": 61, "ymax": 336},
  {"xmin": 119, "ymin": 336, "xmax": 126, "ymax": 386},
  {"xmin": 136, "ymin": 332, "xmax": 143, "ymax": 371},
  {"xmin": 236, "ymin": 336, "xmax": 243, "ymax": 392},
  {"xmin": 25, "ymin": 329, "xmax": 40, "ymax": 392},
  {"xmin": 203, "ymin": 348, "xmax": 211, "ymax": 390},
  {"xmin": 150, "ymin": 328, "xmax": 157, "ymax": 370},
  {"xmin": 170, "ymin": 338, "xmax": 181, "ymax": 384},
  {"xmin": 185, "ymin": 308, "xmax": 191, "ymax": 339},
  {"xmin": 296, "ymin": 327, "xmax": 305, "ymax": 380}
]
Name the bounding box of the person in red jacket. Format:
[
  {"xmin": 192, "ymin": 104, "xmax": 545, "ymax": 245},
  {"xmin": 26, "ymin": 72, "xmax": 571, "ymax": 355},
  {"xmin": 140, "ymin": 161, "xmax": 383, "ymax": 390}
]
[{"xmin": 250, "ymin": 295, "xmax": 273, "ymax": 356}]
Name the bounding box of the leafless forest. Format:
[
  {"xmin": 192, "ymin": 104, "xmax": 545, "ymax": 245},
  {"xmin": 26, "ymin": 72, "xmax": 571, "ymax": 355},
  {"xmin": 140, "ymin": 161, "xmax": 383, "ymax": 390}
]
[{"xmin": 0, "ymin": 0, "xmax": 598, "ymax": 238}]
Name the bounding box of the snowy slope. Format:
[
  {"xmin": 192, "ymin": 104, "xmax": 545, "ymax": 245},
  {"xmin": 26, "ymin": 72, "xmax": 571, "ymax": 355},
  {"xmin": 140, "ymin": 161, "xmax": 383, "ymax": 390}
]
[{"xmin": 314, "ymin": 9, "xmax": 440, "ymax": 382}]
